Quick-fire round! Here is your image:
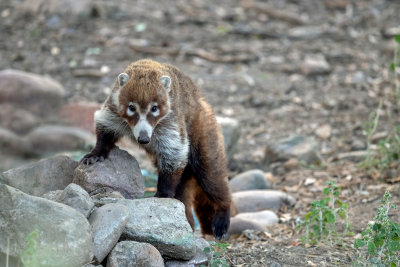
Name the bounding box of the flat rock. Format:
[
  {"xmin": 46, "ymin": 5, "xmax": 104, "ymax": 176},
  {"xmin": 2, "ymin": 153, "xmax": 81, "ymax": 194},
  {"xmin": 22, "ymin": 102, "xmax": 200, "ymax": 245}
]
[
  {"xmin": 0, "ymin": 184, "xmax": 93, "ymax": 267},
  {"xmin": 89, "ymin": 203, "xmax": 130, "ymax": 263},
  {"xmin": 1, "ymin": 155, "xmax": 78, "ymax": 196},
  {"xmin": 59, "ymin": 183, "xmax": 95, "ymax": 218},
  {"xmin": 164, "ymin": 238, "xmax": 210, "ymax": 267},
  {"xmin": 0, "ymin": 69, "xmax": 65, "ymax": 118},
  {"xmin": 227, "ymin": 217, "xmax": 265, "ymax": 236},
  {"xmin": 265, "ymin": 135, "xmax": 321, "ymax": 165},
  {"xmin": 119, "ymin": 197, "xmax": 196, "ymax": 260},
  {"xmin": 73, "ymin": 147, "xmax": 144, "ymax": 199},
  {"xmin": 232, "ymin": 190, "xmax": 296, "ymax": 213},
  {"xmin": 27, "ymin": 125, "xmax": 95, "ymax": 154},
  {"xmin": 107, "ymin": 241, "xmax": 164, "ymax": 267},
  {"xmin": 0, "ymin": 104, "xmax": 41, "ymax": 134},
  {"xmin": 216, "ymin": 116, "xmax": 240, "ymax": 161},
  {"xmin": 233, "ymin": 210, "xmax": 279, "ymax": 228},
  {"xmin": 229, "ymin": 169, "xmax": 270, "ymax": 193}
]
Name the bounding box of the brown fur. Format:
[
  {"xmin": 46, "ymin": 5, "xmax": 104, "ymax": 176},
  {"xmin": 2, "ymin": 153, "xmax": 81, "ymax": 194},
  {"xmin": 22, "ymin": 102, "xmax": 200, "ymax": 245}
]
[{"xmin": 82, "ymin": 59, "xmax": 232, "ymax": 239}]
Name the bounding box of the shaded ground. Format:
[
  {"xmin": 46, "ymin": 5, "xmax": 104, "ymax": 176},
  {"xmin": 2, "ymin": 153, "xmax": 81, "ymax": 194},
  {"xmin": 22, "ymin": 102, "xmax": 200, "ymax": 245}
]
[{"xmin": 1, "ymin": 0, "xmax": 400, "ymax": 265}]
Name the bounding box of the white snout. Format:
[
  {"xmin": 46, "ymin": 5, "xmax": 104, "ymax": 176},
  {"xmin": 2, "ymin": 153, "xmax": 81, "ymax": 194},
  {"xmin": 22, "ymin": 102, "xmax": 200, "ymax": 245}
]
[{"xmin": 133, "ymin": 114, "xmax": 153, "ymax": 142}]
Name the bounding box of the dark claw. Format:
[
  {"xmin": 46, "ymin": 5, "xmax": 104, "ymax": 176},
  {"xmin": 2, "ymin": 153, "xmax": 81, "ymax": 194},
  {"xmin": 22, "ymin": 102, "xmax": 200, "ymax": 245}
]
[{"xmin": 80, "ymin": 153, "xmax": 104, "ymax": 165}]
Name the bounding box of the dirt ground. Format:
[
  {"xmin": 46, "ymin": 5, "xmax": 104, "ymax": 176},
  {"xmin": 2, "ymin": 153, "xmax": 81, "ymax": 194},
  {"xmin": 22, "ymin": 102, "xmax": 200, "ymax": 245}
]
[{"xmin": 1, "ymin": 0, "xmax": 400, "ymax": 265}]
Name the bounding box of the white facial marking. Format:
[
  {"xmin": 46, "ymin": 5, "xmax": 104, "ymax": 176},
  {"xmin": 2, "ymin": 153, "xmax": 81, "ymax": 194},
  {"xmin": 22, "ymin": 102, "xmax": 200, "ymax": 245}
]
[
  {"xmin": 126, "ymin": 102, "xmax": 136, "ymax": 117},
  {"xmin": 133, "ymin": 114, "xmax": 153, "ymax": 141}
]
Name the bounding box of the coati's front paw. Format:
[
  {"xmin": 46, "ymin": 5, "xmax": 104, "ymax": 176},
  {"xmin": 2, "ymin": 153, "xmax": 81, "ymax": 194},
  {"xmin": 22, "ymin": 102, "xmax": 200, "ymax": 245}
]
[
  {"xmin": 80, "ymin": 153, "xmax": 105, "ymax": 165},
  {"xmin": 212, "ymin": 210, "xmax": 230, "ymax": 240}
]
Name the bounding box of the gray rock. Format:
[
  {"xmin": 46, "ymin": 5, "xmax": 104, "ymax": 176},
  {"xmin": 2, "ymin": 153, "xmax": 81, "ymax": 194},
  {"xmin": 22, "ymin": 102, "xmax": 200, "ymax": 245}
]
[
  {"xmin": 0, "ymin": 104, "xmax": 41, "ymax": 134},
  {"xmin": 288, "ymin": 26, "xmax": 324, "ymax": 39},
  {"xmin": 300, "ymin": 54, "xmax": 331, "ymax": 76},
  {"xmin": 0, "ymin": 69, "xmax": 65, "ymax": 118},
  {"xmin": 89, "ymin": 203, "xmax": 130, "ymax": 263},
  {"xmin": 216, "ymin": 116, "xmax": 240, "ymax": 160},
  {"xmin": 1, "ymin": 155, "xmax": 78, "ymax": 196},
  {"xmin": 265, "ymin": 135, "xmax": 321, "ymax": 165},
  {"xmin": 229, "ymin": 169, "xmax": 270, "ymax": 193},
  {"xmin": 59, "ymin": 183, "xmax": 95, "ymax": 218},
  {"xmin": 91, "ymin": 190, "xmax": 125, "ymax": 207},
  {"xmin": 41, "ymin": 189, "xmax": 63, "ymax": 202},
  {"xmin": 73, "ymin": 147, "xmax": 145, "ymax": 199},
  {"xmin": 232, "ymin": 190, "xmax": 296, "ymax": 213},
  {"xmin": 0, "ymin": 184, "xmax": 93, "ymax": 267},
  {"xmin": 106, "ymin": 241, "xmax": 164, "ymax": 267},
  {"xmin": 165, "ymin": 238, "xmax": 210, "ymax": 267},
  {"xmin": 227, "ymin": 217, "xmax": 265, "ymax": 236},
  {"xmin": 27, "ymin": 125, "xmax": 94, "ymax": 154},
  {"xmin": 0, "ymin": 127, "xmax": 35, "ymax": 156},
  {"xmin": 119, "ymin": 197, "xmax": 196, "ymax": 260},
  {"xmin": 233, "ymin": 210, "xmax": 279, "ymax": 228},
  {"xmin": 18, "ymin": 0, "xmax": 94, "ymax": 16}
]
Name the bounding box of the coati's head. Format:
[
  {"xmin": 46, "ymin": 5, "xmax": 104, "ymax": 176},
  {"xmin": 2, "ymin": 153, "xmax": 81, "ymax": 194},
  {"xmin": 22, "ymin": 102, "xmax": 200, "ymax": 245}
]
[{"xmin": 112, "ymin": 70, "xmax": 171, "ymax": 144}]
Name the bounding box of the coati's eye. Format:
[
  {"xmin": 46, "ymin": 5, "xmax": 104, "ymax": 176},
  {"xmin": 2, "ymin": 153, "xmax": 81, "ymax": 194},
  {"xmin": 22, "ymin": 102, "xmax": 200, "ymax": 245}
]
[
  {"xmin": 128, "ymin": 104, "xmax": 136, "ymax": 113},
  {"xmin": 151, "ymin": 105, "xmax": 158, "ymax": 113}
]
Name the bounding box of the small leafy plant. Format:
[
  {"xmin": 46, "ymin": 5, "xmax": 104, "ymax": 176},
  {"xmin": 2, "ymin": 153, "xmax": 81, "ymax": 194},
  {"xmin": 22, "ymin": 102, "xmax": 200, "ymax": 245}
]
[
  {"xmin": 202, "ymin": 241, "xmax": 230, "ymax": 267},
  {"xmin": 298, "ymin": 181, "xmax": 352, "ymax": 245},
  {"xmin": 354, "ymin": 191, "xmax": 400, "ymax": 266},
  {"xmin": 20, "ymin": 225, "xmax": 40, "ymax": 267}
]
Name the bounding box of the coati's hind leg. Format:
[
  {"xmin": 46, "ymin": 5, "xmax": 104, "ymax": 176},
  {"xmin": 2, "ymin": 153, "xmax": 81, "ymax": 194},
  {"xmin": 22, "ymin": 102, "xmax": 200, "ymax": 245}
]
[{"xmin": 174, "ymin": 168, "xmax": 196, "ymax": 230}]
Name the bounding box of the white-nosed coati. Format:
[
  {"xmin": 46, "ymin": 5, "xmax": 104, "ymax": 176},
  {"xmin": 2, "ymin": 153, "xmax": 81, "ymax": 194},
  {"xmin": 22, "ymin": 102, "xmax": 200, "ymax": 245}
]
[{"xmin": 81, "ymin": 59, "xmax": 232, "ymax": 239}]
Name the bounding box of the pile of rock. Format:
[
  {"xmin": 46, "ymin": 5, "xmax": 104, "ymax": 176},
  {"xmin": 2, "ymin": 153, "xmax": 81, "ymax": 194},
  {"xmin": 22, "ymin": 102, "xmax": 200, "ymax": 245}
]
[{"xmin": 0, "ymin": 147, "xmax": 208, "ymax": 267}]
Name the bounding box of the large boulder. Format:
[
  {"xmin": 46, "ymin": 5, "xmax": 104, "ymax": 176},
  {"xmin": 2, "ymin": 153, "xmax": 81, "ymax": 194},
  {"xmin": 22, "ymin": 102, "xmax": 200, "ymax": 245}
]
[
  {"xmin": 229, "ymin": 169, "xmax": 270, "ymax": 193},
  {"xmin": 0, "ymin": 69, "xmax": 65, "ymax": 118},
  {"xmin": 227, "ymin": 217, "xmax": 265, "ymax": 236},
  {"xmin": 89, "ymin": 203, "xmax": 130, "ymax": 263},
  {"xmin": 107, "ymin": 241, "xmax": 164, "ymax": 267},
  {"xmin": 27, "ymin": 125, "xmax": 94, "ymax": 154},
  {"xmin": 59, "ymin": 183, "xmax": 95, "ymax": 218},
  {"xmin": 232, "ymin": 190, "xmax": 296, "ymax": 213},
  {"xmin": 0, "ymin": 184, "xmax": 93, "ymax": 267},
  {"xmin": 73, "ymin": 147, "xmax": 145, "ymax": 199},
  {"xmin": 0, "ymin": 127, "xmax": 35, "ymax": 156},
  {"xmin": 1, "ymin": 155, "xmax": 78, "ymax": 196},
  {"xmin": 164, "ymin": 238, "xmax": 210, "ymax": 267},
  {"xmin": 0, "ymin": 104, "xmax": 41, "ymax": 134},
  {"xmin": 119, "ymin": 197, "xmax": 196, "ymax": 260}
]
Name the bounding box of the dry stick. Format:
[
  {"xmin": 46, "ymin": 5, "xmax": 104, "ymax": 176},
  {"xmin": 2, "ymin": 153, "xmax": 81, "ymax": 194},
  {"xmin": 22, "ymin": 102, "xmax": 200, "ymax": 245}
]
[
  {"xmin": 240, "ymin": 0, "xmax": 307, "ymax": 25},
  {"xmin": 130, "ymin": 45, "xmax": 257, "ymax": 63}
]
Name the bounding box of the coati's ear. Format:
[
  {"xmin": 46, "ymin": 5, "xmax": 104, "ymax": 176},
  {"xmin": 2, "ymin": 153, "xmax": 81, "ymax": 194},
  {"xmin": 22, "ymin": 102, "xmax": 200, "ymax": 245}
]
[
  {"xmin": 160, "ymin": 75, "xmax": 171, "ymax": 92},
  {"xmin": 118, "ymin": 73, "xmax": 130, "ymax": 87}
]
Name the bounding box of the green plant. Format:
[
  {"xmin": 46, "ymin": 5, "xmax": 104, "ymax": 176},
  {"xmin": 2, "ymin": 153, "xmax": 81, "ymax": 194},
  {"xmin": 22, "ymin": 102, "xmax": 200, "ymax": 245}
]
[
  {"xmin": 354, "ymin": 191, "xmax": 400, "ymax": 266},
  {"xmin": 298, "ymin": 181, "xmax": 352, "ymax": 245},
  {"xmin": 361, "ymin": 35, "xmax": 400, "ymax": 174},
  {"xmin": 20, "ymin": 225, "xmax": 40, "ymax": 267},
  {"xmin": 202, "ymin": 241, "xmax": 230, "ymax": 267}
]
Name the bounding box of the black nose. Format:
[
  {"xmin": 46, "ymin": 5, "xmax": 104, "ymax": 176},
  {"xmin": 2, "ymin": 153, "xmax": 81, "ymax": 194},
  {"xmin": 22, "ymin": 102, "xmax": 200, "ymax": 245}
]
[{"xmin": 138, "ymin": 131, "xmax": 150, "ymax": 144}]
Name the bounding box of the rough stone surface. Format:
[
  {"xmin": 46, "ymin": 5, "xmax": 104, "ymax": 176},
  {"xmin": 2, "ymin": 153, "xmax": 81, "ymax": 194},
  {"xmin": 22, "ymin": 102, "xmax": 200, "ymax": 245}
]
[
  {"xmin": 91, "ymin": 190, "xmax": 125, "ymax": 207},
  {"xmin": 0, "ymin": 184, "xmax": 93, "ymax": 267},
  {"xmin": 165, "ymin": 238, "xmax": 210, "ymax": 267},
  {"xmin": 119, "ymin": 197, "xmax": 196, "ymax": 260},
  {"xmin": 73, "ymin": 147, "xmax": 145, "ymax": 199},
  {"xmin": 106, "ymin": 241, "xmax": 164, "ymax": 267},
  {"xmin": 59, "ymin": 183, "xmax": 95, "ymax": 218},
  {"xmin": 228, "ymin": 217, "xmax": 266, "ymax": 236},
  {"xmin": 216, "ymin": 116, "xmax": 240, "ymax": 160},
  {"xmin": 0, "ymin": 69, "xmax": 65, "ymax": 118},
  {"xmin": 89, "ymin": 203, "xmax": 130, "ymax": 263},
  {"xmin": 0, "ymin": 104, "xmax": 41, "ymax": 134},
  {"xmin": 229, "ymin": 169, "xmax": 270, "ymax": 193},
  {"xmin": 1, "ymin": 155, "xmax": 78, "ymax": 196},
  {"xmin": 27, "ymin": 125, "xmax": 94, "ymax": 154},
  {"xmin": 41, "ymin": 189, "xmax": 63, "ymax": 202},
  {"xmin": 264, "ymin": 135, "xmax": 321, "ymax": 165},
  {"xmin": 233, "ymin": 210, "xmax": 279, "ymax": 228},
  {"xmin": 232, "ymin": 190, "xmax": 296, "ymax": 213},
  {"xmin": 18, "ymin": 0, "xmax": 94, "ymax": 16}
]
